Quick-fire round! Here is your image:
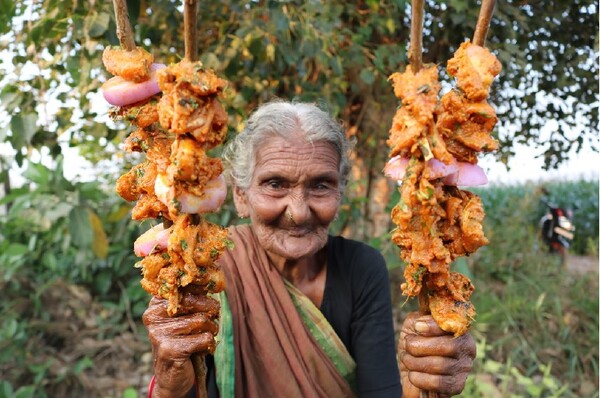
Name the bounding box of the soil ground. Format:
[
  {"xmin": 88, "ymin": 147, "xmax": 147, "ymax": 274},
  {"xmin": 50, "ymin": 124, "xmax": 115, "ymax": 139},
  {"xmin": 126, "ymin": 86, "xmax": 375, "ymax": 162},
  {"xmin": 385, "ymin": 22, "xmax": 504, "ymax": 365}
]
[
  {"xmin": 36, "ymin": 255, "xmax": 599, "ymax": 397},
  {"xmin": 564, "ymin": 253, "xmax": 599, "ymax": 275}
]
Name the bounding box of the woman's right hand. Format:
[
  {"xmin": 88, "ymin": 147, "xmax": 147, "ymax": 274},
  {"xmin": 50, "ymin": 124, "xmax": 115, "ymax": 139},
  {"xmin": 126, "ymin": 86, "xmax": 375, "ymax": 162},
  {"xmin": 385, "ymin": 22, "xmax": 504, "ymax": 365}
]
[{"xmin": 142, "ymin": 293, "xmax": 220, "ymax": 398}]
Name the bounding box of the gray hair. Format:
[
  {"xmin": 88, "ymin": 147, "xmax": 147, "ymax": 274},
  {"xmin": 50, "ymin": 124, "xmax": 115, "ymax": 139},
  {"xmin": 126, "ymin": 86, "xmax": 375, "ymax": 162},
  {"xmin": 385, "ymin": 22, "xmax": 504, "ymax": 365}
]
[{"xmin": 222, "ymin": 100, "xmax": 353, "ymax": 191}]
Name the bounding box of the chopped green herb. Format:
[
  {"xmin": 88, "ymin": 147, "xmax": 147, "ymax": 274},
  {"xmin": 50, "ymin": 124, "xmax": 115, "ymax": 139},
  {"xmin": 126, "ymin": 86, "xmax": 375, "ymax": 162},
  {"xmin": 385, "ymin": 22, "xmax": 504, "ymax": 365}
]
[
  {"xmin": 224, "ymin": 239, "xmax": 235, "ymax": 250},
  {"xmin": 411, "ymin": 266, "xmax": 425, "ymax": 282},
  {"xmin": 180, "ymin": 239, "xmax": 188, "ymax": 250}
]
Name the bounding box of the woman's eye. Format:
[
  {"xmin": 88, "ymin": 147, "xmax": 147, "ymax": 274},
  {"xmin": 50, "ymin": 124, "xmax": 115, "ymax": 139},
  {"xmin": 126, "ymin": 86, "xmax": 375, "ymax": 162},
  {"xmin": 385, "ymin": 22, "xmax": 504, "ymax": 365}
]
[
  {"xmin": 266, "ymin": 180, "xmax": 282, "ymax": 189},
  {"xmin": 312, "ymin": 181, "xmax": 337, "ymax": 193}
]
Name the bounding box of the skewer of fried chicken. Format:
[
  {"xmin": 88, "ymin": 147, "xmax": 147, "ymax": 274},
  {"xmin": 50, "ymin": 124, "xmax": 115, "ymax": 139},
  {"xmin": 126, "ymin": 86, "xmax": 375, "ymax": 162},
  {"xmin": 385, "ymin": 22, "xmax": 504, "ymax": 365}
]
[
  {"xmin": 385, "ymin": 0, "xmax": 501, "ymax": 398},
  {"xmin": 386, "ymin": 2, "xmax": 499, "ymax": 396},
  {"xmin": 103, "ymin": 1, "xmax": 229, "ymax": 396}
]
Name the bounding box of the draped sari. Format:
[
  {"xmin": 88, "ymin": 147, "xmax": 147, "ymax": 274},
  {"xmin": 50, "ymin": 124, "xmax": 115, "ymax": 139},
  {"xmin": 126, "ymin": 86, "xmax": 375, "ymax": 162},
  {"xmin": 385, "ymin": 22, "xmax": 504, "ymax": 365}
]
[{"xmin": 214, "ymin": 225, "xmax": 357, "ymax": 398}]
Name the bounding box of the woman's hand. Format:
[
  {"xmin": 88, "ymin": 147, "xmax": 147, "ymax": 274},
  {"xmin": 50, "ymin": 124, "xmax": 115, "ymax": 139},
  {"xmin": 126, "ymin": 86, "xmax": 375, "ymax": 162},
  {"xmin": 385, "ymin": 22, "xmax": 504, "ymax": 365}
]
[
  {"xmin": 142, "ymin": 293, "xmax": 220, "ymax": 398},
  {"xmin": 398, "ymin": 312, "xmax": 476, "ymax": 398}
]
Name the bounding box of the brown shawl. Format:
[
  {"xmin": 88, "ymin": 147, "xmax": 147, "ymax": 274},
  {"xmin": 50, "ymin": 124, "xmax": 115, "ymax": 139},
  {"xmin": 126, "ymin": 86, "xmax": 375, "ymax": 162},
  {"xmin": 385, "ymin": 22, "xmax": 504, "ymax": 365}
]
[{"xmin": 218, "ymin": 224, "xmax": 355, "ymax": 398}]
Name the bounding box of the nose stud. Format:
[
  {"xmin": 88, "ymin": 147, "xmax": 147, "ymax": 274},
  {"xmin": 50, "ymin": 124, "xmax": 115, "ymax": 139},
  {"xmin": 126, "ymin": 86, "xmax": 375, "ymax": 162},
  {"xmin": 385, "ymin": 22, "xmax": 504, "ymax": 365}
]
[{"xmin": 286, "ymin": 211, "xmax": 295, "ymax": 224}]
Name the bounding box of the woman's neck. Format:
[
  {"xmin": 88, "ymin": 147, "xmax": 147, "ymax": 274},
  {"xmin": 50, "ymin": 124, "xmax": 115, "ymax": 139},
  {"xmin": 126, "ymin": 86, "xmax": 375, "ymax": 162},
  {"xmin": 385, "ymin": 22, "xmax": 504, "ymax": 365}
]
[
  {"xmin": 266, "ymin": 247, "xmax": 328, "ymax": 307},
  {"xmin": 267, "ymin": 248, "xmax": 325, "ymax": 281}
]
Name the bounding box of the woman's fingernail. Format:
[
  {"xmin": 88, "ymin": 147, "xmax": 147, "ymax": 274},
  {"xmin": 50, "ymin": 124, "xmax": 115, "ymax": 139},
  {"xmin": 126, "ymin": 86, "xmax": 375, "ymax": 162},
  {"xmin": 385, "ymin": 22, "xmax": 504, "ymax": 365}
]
[{"xmin": 415, "ymin": 321, "xmax": 428, "ymax": 333}]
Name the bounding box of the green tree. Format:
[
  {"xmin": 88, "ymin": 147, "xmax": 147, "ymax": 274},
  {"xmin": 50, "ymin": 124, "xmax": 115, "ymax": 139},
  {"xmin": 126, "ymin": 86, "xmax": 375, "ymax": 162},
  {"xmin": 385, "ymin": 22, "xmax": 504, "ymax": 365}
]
[{"xmin": 1, "ymin": 0, "xmax": 597, "ymax": 171}]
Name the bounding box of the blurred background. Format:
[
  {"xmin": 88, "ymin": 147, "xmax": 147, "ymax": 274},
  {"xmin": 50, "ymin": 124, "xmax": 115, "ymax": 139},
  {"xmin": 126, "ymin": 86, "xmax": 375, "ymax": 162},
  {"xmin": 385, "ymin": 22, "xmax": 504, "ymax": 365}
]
[{"xmin": 0, "ymin": 1, "xmax": 598, "ymax": 397}]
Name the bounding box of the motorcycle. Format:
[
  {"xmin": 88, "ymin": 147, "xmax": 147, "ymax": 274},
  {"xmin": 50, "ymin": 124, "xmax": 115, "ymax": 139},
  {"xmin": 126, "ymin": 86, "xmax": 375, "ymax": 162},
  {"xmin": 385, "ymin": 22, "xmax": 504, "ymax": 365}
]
[{"xmin": 539, "ymin": 198, "xmax": 576, "ymax": 255}]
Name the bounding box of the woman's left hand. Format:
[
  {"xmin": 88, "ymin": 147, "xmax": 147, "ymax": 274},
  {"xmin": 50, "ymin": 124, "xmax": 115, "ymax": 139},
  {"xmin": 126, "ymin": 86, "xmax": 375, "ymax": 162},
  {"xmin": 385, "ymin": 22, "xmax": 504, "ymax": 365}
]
[{"xmin": 398, "ymin": 312, "xmax": 476, "ymax": 398}]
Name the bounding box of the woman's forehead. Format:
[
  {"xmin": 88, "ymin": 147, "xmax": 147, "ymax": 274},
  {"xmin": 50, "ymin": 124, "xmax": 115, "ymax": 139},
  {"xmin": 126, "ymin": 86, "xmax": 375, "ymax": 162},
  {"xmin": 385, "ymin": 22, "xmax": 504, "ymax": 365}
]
[{"xmin": 253, "ymin": 136, "xmax": 340, "ymax": 175}]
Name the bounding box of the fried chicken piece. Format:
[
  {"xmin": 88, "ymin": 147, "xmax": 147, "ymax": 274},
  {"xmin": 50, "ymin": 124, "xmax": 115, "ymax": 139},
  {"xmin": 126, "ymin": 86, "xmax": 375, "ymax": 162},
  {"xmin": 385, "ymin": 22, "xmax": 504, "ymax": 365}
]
[
  {"xmin": 446, "ymin": 40, "xmax": 502, "ymax": 102},
  {"xmin": 124, "ymin": 126, "xmax": 173, "ymax": 173},
  {"xmin": 139, "ymin": 215, "xmax": 230, "ymax": 315},
  {"xmin": 102, "ymin": 46, "xmax": 154, "ymax": 82},
  {"xmin": 116, "ymin": 161, "xmax": 157, "ymax": 200},
  {"xmin": 158, "ymin": 89, "xmax": 228, "ymax": 148},
  {"xmin": 110, "ymin": 95, "xmax": 161, "ymax": 128},
  {"xmin": 389, "ymin": 64, "xmax": 441, "ymax": 125},
  {"xmin": 167, "ymin": 137, "xmax": 223, "ymax": 184},
  {"xmin": 138, "ymin": 214, "xmax": 230, "ymax": 315},
  {"xmin": 131, "ymin": 194, "xmax": 168, "ymax": 221},
  {"xmin": 436, "ymin": 89, "xmax": 499, "ymax": 155},
  {"xmin": 116, "ymin": 161, "xmax": 169, "ymax": 220},
  {"xmin": 391, "ymin": 162, "xmax": 451, "ymax": 274},
  {"xmin": 427, "ymin": 272, "xmax": 476, "ymax": 337},
  {"xmin": 387, "ymin": 107, "xmax": 425, "ymax": 158},
  {"xmin": 157, "ymin": 60, "xmax": 227, "ymax": 96}
]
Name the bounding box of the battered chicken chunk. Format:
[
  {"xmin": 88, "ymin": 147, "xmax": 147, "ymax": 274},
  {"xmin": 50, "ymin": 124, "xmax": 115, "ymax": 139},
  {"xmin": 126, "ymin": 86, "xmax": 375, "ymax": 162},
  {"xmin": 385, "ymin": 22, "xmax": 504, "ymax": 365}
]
[
  {"xmin": 102, "ymin": 46, "xmax": 154, "ymax": 82},
  {"xmin": 138, "ymin": 214, "xmax": 230, "ymax": 315},
  {"xmin": 386, "ymin": 42, "xmax": 501, "ymax": 336},
  {"xmin": 446, "ymin": 40, "xmax": 502, "ymax": 102}
]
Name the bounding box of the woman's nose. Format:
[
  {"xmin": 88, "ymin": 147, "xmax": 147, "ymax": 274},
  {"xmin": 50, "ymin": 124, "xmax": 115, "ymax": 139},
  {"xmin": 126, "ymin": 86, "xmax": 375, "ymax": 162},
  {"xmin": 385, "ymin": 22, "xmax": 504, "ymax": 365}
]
[{"xmin": 286, "ymin": 191, "xmax": 310, "ymax": 224}]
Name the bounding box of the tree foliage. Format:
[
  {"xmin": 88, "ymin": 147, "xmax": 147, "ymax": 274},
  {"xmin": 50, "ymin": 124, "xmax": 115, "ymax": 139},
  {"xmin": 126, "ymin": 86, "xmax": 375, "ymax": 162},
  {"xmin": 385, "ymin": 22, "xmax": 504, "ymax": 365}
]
[
  {"xmin": 0, "ymin": 2, "xmax": 598, "ymax": 394},
  {"xmin": 0, "ymin": 0, "xmax": 597, "ymax": 176}
]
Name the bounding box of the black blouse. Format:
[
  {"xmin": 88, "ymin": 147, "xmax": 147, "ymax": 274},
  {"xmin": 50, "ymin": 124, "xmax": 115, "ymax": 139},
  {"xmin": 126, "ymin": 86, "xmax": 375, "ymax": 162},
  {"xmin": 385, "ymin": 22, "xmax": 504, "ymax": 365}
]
[{"xmin": 199, "ymin": 235, "xmax": 402, "ymax": 397}]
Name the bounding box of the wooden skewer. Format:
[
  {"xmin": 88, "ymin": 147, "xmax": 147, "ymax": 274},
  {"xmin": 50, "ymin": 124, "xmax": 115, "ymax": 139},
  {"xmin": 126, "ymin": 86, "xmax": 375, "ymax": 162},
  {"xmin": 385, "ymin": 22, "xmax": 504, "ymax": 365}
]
[
  {"xmin": 184, "ymin": 0, "xmax": 199, "ymax": 62},
  {"xmin": 473, "ymin": 0, "xmax": 496, "ymax": 46},
  {"xmin": 184, "ymin": 2, "xmax": 207, "ymax": 395},
  {"xmin": 111, "ymin": 0, "xmax": 136, "ymax": 51},
  {"xmin": 408, "ymin": 0, "xmax": 425, "ymax": 72},
  {"xmin": 407, "ymin": 2, "xmax": 437, "ymax": 397}
]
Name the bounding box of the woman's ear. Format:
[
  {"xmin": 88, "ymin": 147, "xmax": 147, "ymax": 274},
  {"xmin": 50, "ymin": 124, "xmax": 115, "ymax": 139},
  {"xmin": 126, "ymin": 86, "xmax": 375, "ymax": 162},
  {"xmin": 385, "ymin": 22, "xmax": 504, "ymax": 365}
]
[{"xmin": 233, "ymin": 186, "xmax": 249, "ymax": 218}]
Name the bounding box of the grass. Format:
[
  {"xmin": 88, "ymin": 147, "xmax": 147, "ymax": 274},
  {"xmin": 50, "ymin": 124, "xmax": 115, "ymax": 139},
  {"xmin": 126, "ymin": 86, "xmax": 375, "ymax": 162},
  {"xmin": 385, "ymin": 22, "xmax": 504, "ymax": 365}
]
[{"xmin": 393, "ymin": 179, "xmax": 599, "ymax": 397}]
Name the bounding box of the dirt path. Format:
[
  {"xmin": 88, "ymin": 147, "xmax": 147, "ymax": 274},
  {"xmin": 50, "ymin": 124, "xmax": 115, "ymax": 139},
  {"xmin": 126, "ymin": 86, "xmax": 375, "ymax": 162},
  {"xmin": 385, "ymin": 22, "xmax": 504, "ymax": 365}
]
[{"xmin": 565, "ymin": 253, "xmax": 599, "ymax": 275}]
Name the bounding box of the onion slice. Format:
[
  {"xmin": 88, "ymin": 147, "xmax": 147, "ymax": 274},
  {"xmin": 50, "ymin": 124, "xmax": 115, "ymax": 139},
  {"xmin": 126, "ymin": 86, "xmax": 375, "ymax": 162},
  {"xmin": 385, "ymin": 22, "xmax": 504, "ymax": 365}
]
[
  {"xmin": 134, "ymin": 223, "xmax": 171, "ymax": 257},
  {"xmin": 102, "ymin": 63, "xmax": 166, "ymax": 106},
  {"xmin": 154, "ymin": 173, "xmax": 228, "ymax": 214},
  {"xmin": 384, "ymin": 156, "xmax": 488, "ymax": 186}
]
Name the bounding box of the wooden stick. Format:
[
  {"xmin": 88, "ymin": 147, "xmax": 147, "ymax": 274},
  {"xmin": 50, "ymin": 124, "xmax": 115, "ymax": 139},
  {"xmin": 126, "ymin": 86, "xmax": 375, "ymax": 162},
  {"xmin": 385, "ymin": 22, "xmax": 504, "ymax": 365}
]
[
  {"xmin": 184, "ymin": 0, "xmax": 199, "ymax": 61},
  {"xmin": 473, "ymin": 0, "xmax": 496, "ymax": 46},
  {"xmin": 111, "ymin": 0, "xmax": 136, "ymax": 51},
  {"xmin": 192, "ymin": 355, "xmax": 208, "ymax": 398},
  {"xmin": 184, "ymin": 3, "xmax": 206, "ymax": 395},
  {"xmin": 407, "ymin": 3, "xmax": 436, "ymax": 395},
  {"xmin": 408, "ymin": 0, "xmax": 425, "ymax": 72}
]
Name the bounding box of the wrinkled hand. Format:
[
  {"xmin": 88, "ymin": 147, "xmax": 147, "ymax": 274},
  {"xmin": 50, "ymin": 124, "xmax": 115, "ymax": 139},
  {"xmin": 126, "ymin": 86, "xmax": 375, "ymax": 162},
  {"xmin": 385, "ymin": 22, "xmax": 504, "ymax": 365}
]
[
  {"xmin": 143, "ymin": 293, "xmax": 220, "ymax": 398},
  {"xmin": 398, "ymin": 312, "xmax": 476, "ymax": 398}
]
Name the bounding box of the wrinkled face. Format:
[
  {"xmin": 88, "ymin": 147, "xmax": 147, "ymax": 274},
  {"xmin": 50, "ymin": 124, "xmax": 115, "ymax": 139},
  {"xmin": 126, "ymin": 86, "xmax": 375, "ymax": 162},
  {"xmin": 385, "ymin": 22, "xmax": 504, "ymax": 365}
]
[{"xmin": 234, "ymin": 134, "xmax": 342, "ymax": 261}]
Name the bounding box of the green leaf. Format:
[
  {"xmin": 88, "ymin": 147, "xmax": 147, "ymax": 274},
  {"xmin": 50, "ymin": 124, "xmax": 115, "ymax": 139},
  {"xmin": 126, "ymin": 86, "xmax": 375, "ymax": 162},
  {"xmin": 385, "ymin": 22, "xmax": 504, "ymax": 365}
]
[
  {"xmin": 69, "ymin": 206, "xmax": 93, "ymax": 249},
  {"xmin": 359, "ymin": 69, "xmax": 375, "ymax": 85},
  {"xmin": 3, "ymin": 243, "xmax": 29, "ymax": 258},
  {"xmin": 86, "ymin": 12, "xmax": 110, "ymax": 38},
  {"xmin": 10, "ymin": 113, "xmax": 38, "ymax": 148},
  {"xmin": 0, "ymin": 0, "xmax": 16, "ymax": 35},
  {"xmin": 22, "ymin": 162, "xmax": 51, "ymax": 186},
  {"xmin": 122, "ymin": 387, "xmax": 138, "ymax": 398},
  {"xmin": 0, "ymin": 91, "xmax": 22, "ymax": 113}
]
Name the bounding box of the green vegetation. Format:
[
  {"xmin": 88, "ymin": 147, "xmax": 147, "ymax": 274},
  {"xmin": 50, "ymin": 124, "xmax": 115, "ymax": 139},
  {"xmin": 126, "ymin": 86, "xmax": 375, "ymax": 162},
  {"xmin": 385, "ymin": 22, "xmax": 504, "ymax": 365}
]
[
  {"xmin": 1, "ymin": 174, "xmax": 598, "ymax": 397},
  {"xmin": 1, "ymin": 1, "xmax": 598, "ymax": 396},
  {"xmin": 463, "ymin": 181, "xmax": 599, "ymax": 397}
]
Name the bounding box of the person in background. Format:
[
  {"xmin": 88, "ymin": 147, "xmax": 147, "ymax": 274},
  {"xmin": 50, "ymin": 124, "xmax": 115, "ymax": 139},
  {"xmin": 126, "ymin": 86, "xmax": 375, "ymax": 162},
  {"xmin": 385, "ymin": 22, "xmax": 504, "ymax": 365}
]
[{"xmin": 143, "ymin": 100, "xmax": 476, "ymax": 398}]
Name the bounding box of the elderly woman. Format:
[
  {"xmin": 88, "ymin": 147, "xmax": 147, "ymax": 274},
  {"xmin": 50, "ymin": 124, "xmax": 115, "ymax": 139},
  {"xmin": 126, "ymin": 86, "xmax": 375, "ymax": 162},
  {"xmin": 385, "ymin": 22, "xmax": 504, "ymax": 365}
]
[{"xmin": 143, "ymin": 100, "xmax": 476, "ymax": 398}]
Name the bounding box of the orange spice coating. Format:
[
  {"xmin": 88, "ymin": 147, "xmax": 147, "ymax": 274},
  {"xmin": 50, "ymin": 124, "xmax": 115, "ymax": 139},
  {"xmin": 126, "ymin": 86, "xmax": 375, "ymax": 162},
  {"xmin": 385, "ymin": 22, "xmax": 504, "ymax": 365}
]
[
  {"xmin": 387, "ymin": 41, "xmax": 502, "ymax": 336},
  {"xmin": 102, "ymin": 47, "xmax": 154, "ymax": 82}
]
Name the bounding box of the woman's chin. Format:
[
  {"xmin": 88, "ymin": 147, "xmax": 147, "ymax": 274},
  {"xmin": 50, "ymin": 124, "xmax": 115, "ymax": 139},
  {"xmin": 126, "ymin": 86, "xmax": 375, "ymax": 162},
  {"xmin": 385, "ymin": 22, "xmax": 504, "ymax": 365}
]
[{"xmin": 271, "ymin": 234, "xmax": 327, "ymax": 261}]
